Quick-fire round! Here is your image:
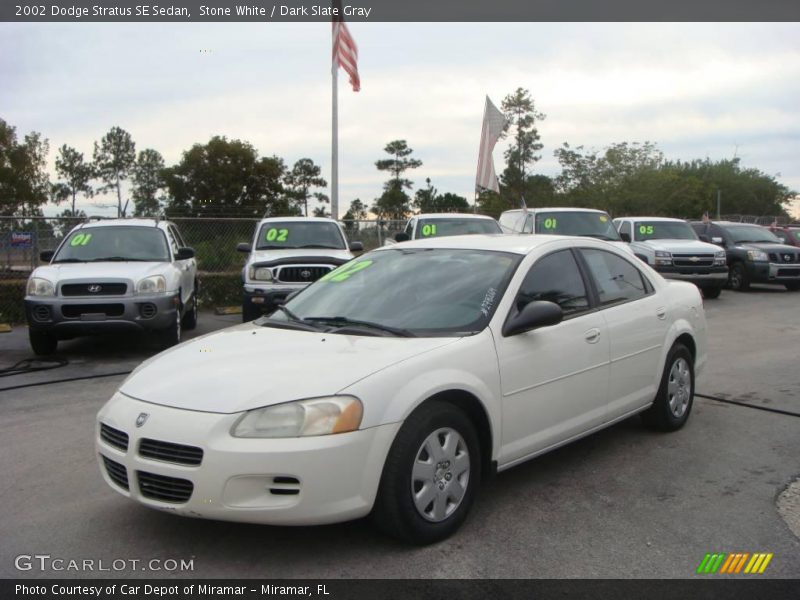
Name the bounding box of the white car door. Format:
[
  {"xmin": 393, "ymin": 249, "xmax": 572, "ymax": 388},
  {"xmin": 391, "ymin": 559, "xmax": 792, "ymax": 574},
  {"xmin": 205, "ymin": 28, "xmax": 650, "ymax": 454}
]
[
  {"xmin": 167, "ymin": 225, "xmax": 195, "ymax": 306},
  {"xmin": 493, "ymin": 248, "xmax": 610, "ymax": 465},
  {"xmin": 578, "ymin": 248, "xmax": 668, "ymax": 419}
]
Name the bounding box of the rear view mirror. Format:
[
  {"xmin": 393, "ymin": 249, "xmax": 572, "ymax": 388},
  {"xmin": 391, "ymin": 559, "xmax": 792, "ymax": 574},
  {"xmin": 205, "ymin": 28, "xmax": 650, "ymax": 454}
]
[
  {"xmin": 176, "ymin": 247, "xmax": 195, "ymax": 260},
  {"xmin": 712, "ymin": 237, "xmax": 724, "ymax": 246},
  {"xmin": 620, "ymin": 232, "xmax": 631, "ymax": 243},
  {"xmin": 502, "ymin": 301, "xmax": 563, "ymax": 337},
  {"xmin": 236, "ymin": 243, "xmax": 252, "ymax": 253},
  {"xmin": 40, "ymin": 250, "xmax": 55, "ymax": 262},
  {"xmin": 698, "ymin": 234, "xmax": 710, "ymax": 243},
  {"xmin": 394, "ymin": 232, "xmax": 410, "ymax": 243},
  {"xmin": 349, "ymin": 241, "xmax": 364, "ymax": 252}
]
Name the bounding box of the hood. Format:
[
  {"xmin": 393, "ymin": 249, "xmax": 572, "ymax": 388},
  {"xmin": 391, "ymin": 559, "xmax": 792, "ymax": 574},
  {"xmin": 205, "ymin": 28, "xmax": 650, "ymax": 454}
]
[
  {"xmin": 734, "ymin": 242, "xmax": 798, "ymax": 254},
  {"xmin": 119, "ymin": 323, "xmax": 458, "ymax": 413},
  {"xmin": 640, "ymin": 239, "xmax": 721, "ymax": 253},
  {"xmin": 249, "ymin": 248, "xmax": 354, "ymax": 264},
  {"xmin": 32, "ymin": 261, "xmax": 171, "ymax": 284}
]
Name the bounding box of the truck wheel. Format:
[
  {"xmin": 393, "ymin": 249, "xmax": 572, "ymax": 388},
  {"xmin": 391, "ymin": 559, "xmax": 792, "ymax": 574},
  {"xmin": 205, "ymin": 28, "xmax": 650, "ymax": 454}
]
[
  {"xmin": 242, "ymin": 301, "xmax": 261, "ymax": 322},
  {"xmin": 159, "ymin": 314, "xmax": 181, "ymax": 349},
  {"xmin": 181, "ymin": 292, "xmax": 198, "ymax": 330},
  {"xmin": 784, "ymin": 282, "xmax": 800, "ymax": 292},
  {"xmin": 701, "ymin": 285, "xmax": 722, "ymax": 299},
  {"xmin": 641, "ymin": 343, "xmax": 694, "ymax": 432},
  {"xmin": 372, "ymin": 401, "xmax": 481, "ymax": 545},
  {"xmin": 727, "ymin": 263, "xmax": 750, "ymax": 291},
  {"xmin": 29, "ymin": 330, "xmax": 57, "ymax": 356}
]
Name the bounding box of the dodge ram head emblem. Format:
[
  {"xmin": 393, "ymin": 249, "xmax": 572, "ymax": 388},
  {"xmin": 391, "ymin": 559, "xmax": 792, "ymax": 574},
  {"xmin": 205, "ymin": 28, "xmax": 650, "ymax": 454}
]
[
  {"xmin": 300, "ymin": 270, "xmax": 311, "ymax": 279},
  {"xmin": 88, "ymin": 284, "xmax": 102, "ymax": 293},
  {"xmin": 136, "ymin": 413, "xmax": 149, "ymax": 427}
]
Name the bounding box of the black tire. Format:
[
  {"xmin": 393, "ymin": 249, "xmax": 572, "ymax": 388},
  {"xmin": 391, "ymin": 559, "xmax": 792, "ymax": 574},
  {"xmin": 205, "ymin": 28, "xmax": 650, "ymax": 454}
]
[
  {"xmin": 727, "ymin": 262, "xmax": 750, "ymax": 291},
  {"xmin": 158, "ymin": 313, "xmax": 181, "ymax": 349},
  {"xmin": 29, "ymin": 330, "xmax": 57, "ymax": 356},
  {"xmin": 372, "ymin": 401, "xmax": 481, "ymax": 545},
  {"xmin": 784, "ymin": 282, "xmax": 800, "ymax": 292},
  {"xmin": 242, "ymin": 301, "xmax": 262, "ymax": 323},
  {"xmin": 641, "ymin": 343, "xmax": 694, "ymax": 432},
  {"xmin": 700, "ymin": 285, "xmax": 722, "ymax": 299},
  {"xmin": 181, "ymin": 290, "xmax": 198, "ymax": 330}
]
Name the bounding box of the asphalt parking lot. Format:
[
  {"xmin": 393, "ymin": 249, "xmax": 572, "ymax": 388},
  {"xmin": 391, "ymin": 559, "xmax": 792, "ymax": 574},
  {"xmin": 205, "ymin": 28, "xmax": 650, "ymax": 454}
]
[{"xmin": 1, "ymin": 286, "xmax": 799, "ymax": 579}]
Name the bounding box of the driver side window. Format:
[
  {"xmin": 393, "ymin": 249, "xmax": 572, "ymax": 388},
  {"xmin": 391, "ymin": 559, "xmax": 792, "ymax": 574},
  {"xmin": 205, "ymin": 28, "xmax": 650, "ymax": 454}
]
[{"xmin": 515, "ymin": 250, "xmax": 590, "ymax": 316}]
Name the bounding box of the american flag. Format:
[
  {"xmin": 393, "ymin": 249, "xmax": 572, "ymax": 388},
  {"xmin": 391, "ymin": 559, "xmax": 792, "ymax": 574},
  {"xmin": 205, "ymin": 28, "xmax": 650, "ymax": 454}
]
[
  {"xmin": 475, "ymin": 96, "xmax": 507, "ymax": 193},
  {"xmin": 333, "ymin": 19, "xmax": 360, "ymax": 92}
]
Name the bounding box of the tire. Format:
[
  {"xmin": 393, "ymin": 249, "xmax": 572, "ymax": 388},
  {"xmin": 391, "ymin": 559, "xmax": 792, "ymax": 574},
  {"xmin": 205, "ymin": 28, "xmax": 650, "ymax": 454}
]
[
  {"xmin": 158, "ymin": 312, "xmax": 181, "ymax": 349},
  {"xmin": 727, "ymin": 262, "xmax": 750, "ymax": 291},
  {"xmin": 372, "ymin": 401, "xmax": 481, "ymax": 545},
  {"xmin": 784, "ymin": 282, "xmax": 800, "ymax": 292},
  {"xmin": 641, "ymin": 344, "xmax": 694, "ymax": 432},
  {"xmin": 700, "ymin": 285, "xmax": 722, "ymax": 299},
  {"xmin": 242, "ymin": 300, "xmax": 262, "ymax": 323},
  {"xmin": 29, "ymin": 330, "xmax": 57, "ymax": 356},
  {"xmin": 181, "ymin": 290, "xmax": 198, "ymax": 330}
]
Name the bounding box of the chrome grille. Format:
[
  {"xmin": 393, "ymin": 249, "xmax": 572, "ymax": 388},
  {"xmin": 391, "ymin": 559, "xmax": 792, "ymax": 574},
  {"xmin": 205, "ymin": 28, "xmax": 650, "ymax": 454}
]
[
  {"xmin": 137, "ymin": 471, "xmax": 194, "ymax": 503},
  {"xmin": 62, "ymin": 283, "xmax": 128, "ymax": 296},
  {"xmin": 769, "ymin": 252, "xmax": 799, "ymax": 263},
  {"xmin": 139, "ymin": 438, "xmax": 203, "ymax": 466},
  {"xmin": 276, "ymin": 266, "xmax": 331, "ymax": 283},
  {"xmin": 100, "ymin": 423, "xmax": 129, "ymax": 451},
  {"xmin": 102, "ymin": 456, "xmax": 129, "ymax": 491},
  {"xmin": 672, "ymin": 253, "xmax": 715, "ymax": 267}
]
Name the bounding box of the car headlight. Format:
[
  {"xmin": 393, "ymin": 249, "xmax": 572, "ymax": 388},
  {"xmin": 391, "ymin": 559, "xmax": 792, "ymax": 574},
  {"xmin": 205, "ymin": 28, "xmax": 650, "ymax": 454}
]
[
  {"xmin": 231, "ymin": 396, "xmax": 363, "ymax": 438},
  {"xmin": 136, "ymin": 275, "xmax": 167, "ymax": 294},
  {"xmin": 746, "ymin": 250, "xmax": 769, "ymax": 262},
  {"xmin": 654, "ymin": 250, "xmax": 672, "ymax": 266},
  {"xmin": 714, "ymin": 251, "xmax": 727, "ymax": 265},
  {"xmin": 248, "ymin": 266, "xmax": 273, "ymax": 281},
  {"xmin": 27, "ymin": 277, "xmax": 55, "ymax": 297}
]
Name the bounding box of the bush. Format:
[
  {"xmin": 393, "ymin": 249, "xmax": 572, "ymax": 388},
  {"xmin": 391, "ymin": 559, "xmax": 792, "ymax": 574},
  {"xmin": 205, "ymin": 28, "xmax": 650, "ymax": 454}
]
[
  {"xmin": 0, "ymin": 279, "xmax": 27, "ymax": 324},
  {"xmin": 198, "ymin": 272, "xmax": 242, "ymax": 309}
]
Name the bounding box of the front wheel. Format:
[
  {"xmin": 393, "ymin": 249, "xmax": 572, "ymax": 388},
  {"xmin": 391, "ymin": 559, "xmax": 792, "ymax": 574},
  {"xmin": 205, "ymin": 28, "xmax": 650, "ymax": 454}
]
[
  {"xmin": 727, "ymin": 263, "xmax": 750, "ymax": 291},
  {"xmin": 158, "ymin": 313, "xmax": 181, "ymax": 349},
  {"xmin": 181, "ymin": 291, "xmax": 198, "ymax": 330},
  {"xmin": 641, "ymin": 344, "xmax": 694, "ymax": 432},
  {"xmin": 242, "ymin": 300, "xmax": 262, "ymax": 323},
  {"xmin": 700, "ymin": 285, "xmax": 722, "ymax": 299},
  {"xmin": 372, "ymin": 401, "xmax": 481, "ymax": 545},
  {"xmin": 29, "ymin": 330, "xmax": 57, "ymax": 356}
]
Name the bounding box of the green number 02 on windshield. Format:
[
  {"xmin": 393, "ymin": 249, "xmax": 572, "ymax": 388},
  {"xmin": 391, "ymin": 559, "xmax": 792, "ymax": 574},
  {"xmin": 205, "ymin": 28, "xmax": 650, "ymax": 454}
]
[
  {"xmin": 639, "ymin": 225, "xmax": 654, "ymax": 235},
  {"xmin": 69, "ymin": 233, "xmax": 92, "ymax": 246},
  {"xmin": 265, "ymin": 228, "xmax": 289, "ymax": 242},
  {"xmin": 320, "ymin": 260, "xmax": 373, "ymax": 283}
]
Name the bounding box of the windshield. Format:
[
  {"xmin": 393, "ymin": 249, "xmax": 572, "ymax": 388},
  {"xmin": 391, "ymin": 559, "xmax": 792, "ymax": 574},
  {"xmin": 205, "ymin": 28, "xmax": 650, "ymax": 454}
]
[
  {"xmin": 634, "ymin": 221, "xmax": 697, "ymax": 241},
  {"xmin": 415, "ymin": 218, "xmax": 501, "ymax": 238},
  {"xmin": 53, "ymin": 226, "xmax": 170, "ymax": 262},
  {"xmin": 255, "ymin": 221, "xmax": 346, "ymax": 250},
  {"xmin": 269, "ymin": 248, "xmax": 521, "ymax": 336},
  {"xmin": 534, "ymin": 211, "xmax": 621, "ymax": 241},
  {"xmin": 726, "ymin": 225, "xmax": 782, "ymax": 244}
]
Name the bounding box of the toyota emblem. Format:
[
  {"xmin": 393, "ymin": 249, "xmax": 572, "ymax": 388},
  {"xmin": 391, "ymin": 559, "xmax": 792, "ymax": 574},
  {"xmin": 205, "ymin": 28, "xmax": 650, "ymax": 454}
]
[
  {"xmin": 88, "ymin": 284, "xmax": 102, "ymax": 293},
  {"xmin": 136, "ymin": 413, "xmax": 149, "ymax": 428},
  {"xmin": 300, "ymin": 270, "xmax": 312, "ymax": 279},
  {"xmin": 784, "ymin": 254, "xmax": 792, "ymax": 262}
]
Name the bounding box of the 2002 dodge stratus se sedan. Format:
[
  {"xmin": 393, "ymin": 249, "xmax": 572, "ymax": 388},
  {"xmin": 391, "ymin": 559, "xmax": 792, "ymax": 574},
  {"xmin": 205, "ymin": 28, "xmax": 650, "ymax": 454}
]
[{"xmin": 97, "ymin": 234, "xmax": 707, "ymax": 544}]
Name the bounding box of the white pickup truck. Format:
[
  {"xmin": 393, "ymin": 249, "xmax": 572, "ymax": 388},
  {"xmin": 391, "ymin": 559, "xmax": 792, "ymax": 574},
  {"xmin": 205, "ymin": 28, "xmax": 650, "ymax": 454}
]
[{"xmin": 613, "ymin": 216, "xmax": 728, "ymax": 298}]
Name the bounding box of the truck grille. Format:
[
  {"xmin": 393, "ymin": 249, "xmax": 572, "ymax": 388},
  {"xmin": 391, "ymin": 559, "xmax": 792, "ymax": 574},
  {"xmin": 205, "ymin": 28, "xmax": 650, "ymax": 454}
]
[
  {"xmin": 672, "ymin": 254, "xmax": 715, "ymax": 267},
  {"xmin": 100, "ymin": 423, "xmax": 129, "ymax": 451},
  {"xmin": 139, "ymin": 438, "xmax": 203, "ymax": 466},
  {"xmin": 769, "ymin": 252, "xmax": 799, "ymax": 263},
  {"xmin": 62, "ymin": 304, "xmax": 125, "ymax": 318},
  {"xmin": 137, "ymin": 471, "xmax": 194, "ymax": 503},
  {"xmin": 102, "ymin": 456, "xmax": 129, "ymax": 491},
  {"xmin": 276, "ymin": 266, "xmax": 332, "ymax": 283},
  {"xmin": 776, "ymin": 268, "xmax": 800, "ymax": 277},
  {"xmin": 62, "ymin": 283, "xmax": 128, "ymax": 296}
]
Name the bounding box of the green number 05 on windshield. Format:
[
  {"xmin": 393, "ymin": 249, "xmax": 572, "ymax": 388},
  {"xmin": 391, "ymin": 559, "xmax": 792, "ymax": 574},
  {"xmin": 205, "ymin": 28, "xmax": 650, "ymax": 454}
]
[
  {"xmin": 639, "ymin": 225, "xmax": 654, "ymax": 235},
  {"xmin": 320, "ymin": 260, "xmax": 373, "ymax": 283},
  {"xmin": 265, "ymin": 228, "xmax": 289, "ymax": 242}
]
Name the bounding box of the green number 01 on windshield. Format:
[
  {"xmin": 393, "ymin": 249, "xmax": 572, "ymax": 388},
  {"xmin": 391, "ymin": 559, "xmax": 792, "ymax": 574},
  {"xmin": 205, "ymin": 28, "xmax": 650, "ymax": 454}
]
[
  {"xmin": 69, "ymin": 233, "xmax": 93, "ymax": 246},
  {"xmin": 421, "ymin": 224, "xmax": 437, "ymax": 236},
  {"xmin": 542, "ymin": 218, "xmax": 557, "ymax": 230},
  {"xmin": 320, "ymin": 260, "xmax": 373, "ymax": 283},
  {"xmin": 265, "ymin": 228, "xmax": 289, "ymax": 242}
]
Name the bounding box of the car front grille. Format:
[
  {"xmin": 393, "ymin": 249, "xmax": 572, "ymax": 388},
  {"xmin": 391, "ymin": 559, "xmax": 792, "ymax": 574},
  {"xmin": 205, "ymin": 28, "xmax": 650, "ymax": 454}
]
[
  {"xmin": 102, "ymin": 456, "xmax": 129, "ymax": 491},
  {"xmin": 769, "ymin": 252, "xmax": 799, "ymax": 264},
  {"xmin": 276, "ymin": 266, "xmax": 332, "ymax": 283},
  {"xmin": 139, "ymin": 438, "xmax": 203, "ymax": 466},
  {"xmin": 61, "ymin": 283, "xmax": 128, "ymax": 296},
  {"xmin": 137, "ymin": 471, "xmax": 194, "ymax": 503},
  {"xmin": 672, "ymin": 254, "xmax": 715, "ymax": 267},
  {"xmin": 62, "ymin": 304, "xmax": 125, "ymax": 318},
  {"xmin": 776, "ymin": 268, "xmax": 800, "ymax": 277},
  {"xmin": 100, "ymin": 423, "xmax": 129, "ymax": 451}
]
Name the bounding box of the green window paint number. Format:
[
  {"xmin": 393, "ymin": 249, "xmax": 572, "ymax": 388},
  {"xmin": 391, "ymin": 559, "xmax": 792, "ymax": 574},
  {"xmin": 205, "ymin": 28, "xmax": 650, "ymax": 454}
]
[
  {"xmin": 265, "ymin": 228, "xmax": 289, "ymax": 242},
  {"xmin": 543, "ymin": 218, "xmax": 557, "ymax": 230},
  {"xmin": 639, "ymin": 225, "xmax": 654, "ymax": 235},
  {"xmin": 320, "ymin": 260, "xmax": 373, "ymax": 282},
  {"xmin": 421, "ymin": 224, "xmax": 437, "ymax": 237},
  {"xmin": 69, "ymin": 233, "xmax": 92, "ymax": 246}
]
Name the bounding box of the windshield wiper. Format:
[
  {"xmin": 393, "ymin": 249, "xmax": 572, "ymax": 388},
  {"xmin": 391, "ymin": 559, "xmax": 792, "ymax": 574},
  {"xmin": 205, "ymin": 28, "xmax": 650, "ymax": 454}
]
[
  {"xmin": 297, "ymin": 244, "xmax": 343, "ymax": 249},
  {"xmin": 52, "ymin": 258, "xmax": 85, "ymax": 263},
  {"xmin": 88, "ymin": 256, "xmax": 152, "ymax": 262},
  {"xmin": 257, "ymin": 245, "xmax": 299, "ymax": 249},
  {"xmin": 305, "ymin": 316, "xmax": 415, "ymax": 337},
  {"xmin": 273, "ymin": 304, "xmax": 305, "ymax": 323}
]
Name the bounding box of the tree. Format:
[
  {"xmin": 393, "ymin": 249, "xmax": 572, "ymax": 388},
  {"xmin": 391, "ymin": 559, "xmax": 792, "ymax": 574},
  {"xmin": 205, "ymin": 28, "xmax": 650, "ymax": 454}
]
[
  {"xmin": 372, "ymin": 186, "xmax": 411, "ymax": 221},
  {"xmin": 312, "ymin": 205, "xmax": 330, "ymax": 218},
  {"xmin": 499, "ymin": 88, "xmax": 546, "ymax": 203},
  {"xmin": 342, "ymin": 198, "xmax": 368, "ymax": 232},
  {"xmin": 132, "ymin": 149, "xmax": 166, "ymax": 216},
  {"xmin": 284, "ymin": 158, "xmax": 327, "ymax": 217},
  {"xmin": 163, "ymin": 136, "xmax": 293, "ymax": 218},
  {"xmin": 375, "ymin": 140, "xmax": 423, "ymax": 192},
  {"xmin": 93, "ymin": 126, "xmax": 136, "ymax": 217},
  {"xmin": 53, "ymin": 145, "xmax": 94, "ymax": 216},
  {"xmin": 414, "ymin": 179, "xmax": 470, "ymax": 213},
  {"xmin": 0, "ymin": 119, "xmax": 50, "ymax": 217}
]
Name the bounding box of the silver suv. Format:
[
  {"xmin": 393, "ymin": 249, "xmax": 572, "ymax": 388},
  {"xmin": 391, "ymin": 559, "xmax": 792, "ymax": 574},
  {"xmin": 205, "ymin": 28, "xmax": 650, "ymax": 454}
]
[{"xmin": 25, "ymin": 219, "xmax": 198, "ymax": 355}]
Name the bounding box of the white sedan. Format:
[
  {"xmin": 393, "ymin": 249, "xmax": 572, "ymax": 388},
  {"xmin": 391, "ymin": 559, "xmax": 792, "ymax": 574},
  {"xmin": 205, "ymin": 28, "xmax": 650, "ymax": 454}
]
[{"xmin": 97, "ymin": 235, "xmax": 706, "ymax": 544}]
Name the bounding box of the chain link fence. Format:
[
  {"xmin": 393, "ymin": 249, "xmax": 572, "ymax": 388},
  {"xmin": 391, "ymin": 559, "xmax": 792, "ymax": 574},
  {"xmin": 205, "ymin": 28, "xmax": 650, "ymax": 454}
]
[{"xmin": 0, "ymin": 216, "xmax": 406, "ymax": 324}]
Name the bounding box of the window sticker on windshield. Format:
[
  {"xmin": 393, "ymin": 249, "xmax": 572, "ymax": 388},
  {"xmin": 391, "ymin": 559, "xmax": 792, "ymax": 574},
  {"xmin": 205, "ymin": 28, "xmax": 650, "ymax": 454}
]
[
  {"xmin": 542, "ymin": 218, "xmax": 557, "ymax": 230},
  {"xmin": 480, "ymin": 287, "xmax": 497, "ymax": 317},
  {"xmin": 319, "ymin": 260, "xmax": 373, "ymax": 282},
  {"xmin": 421, "ymin": 224, "xmax": 438, "ymax": 237},
  {"xmin": 69, "ymin": 233, "xmax": 92, "ymax": 246},
  {"xmin": 599, "ymin": 215, "xmax": 608, "ymax": 222},
  {"xmin": 264, "ymin": 228, "xmax": 289, "ymax": 242},
  {"xmin": 639, "ymin": 225, "xmax": 654, "ymax": 235}
]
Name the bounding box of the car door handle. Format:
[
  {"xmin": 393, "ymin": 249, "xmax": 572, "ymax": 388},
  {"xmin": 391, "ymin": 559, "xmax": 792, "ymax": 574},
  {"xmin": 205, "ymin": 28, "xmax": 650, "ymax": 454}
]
[
  {"xmin": 656, "ymin": 307, "xmax": 667, "ymax": 320},
  {"xmin": 584, "ymin": 328, "xmax": 601, "ymax": 343}
]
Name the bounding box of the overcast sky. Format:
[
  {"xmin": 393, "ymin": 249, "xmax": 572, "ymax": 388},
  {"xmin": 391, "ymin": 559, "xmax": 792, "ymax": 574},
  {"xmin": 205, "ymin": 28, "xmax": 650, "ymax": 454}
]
[{"xmin": 3, "ymin": 22, "xmax": 799, "ymax": 218}]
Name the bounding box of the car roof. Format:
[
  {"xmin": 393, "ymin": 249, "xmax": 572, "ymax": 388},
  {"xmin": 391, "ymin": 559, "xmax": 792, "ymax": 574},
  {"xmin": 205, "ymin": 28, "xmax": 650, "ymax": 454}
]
[
  {"xmin": 77, "ymin": 218, "xmax": 168, "ymax": 230},
  {"xmin": 375, "ymin": 233, "xmax": 619, "ymax": 256},
  {"xmin": 258, "ymin": 216, "xmax": 339, "ymax": 224},
  {"xmin": 502, "ymin": 207, "xmax": 609, "ymax": 214},
  {"xmin": 691, "ymin": 221, "xmax": 766, "ymax": 227},
  {"xmin": 414, "ymin": 213, "xmax": 497, "ymax": 220},
  {"xmin": 616, "ymin": 216, "xmax": 688, "ymax": 223}
]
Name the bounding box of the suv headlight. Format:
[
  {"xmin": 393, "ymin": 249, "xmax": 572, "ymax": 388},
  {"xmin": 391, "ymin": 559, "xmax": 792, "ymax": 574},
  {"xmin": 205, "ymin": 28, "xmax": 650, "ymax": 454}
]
[
  {"xmin": 231, "ymin": 396, "xmax": 363, "ymax": 438},
  {"xmin": 654, "ymin": 250, "xmax": 672, "ymax": 266},
  {"xmin": 714, "ymin": 251, "xmax": 727, "ymax": 265},
  {"xmin": 746, "ymin": 250, "xmax": 769, "ymax": 262},
  {"xmin": 248, "ymin": 266, "xmax": 273, "ymax": 281},
  {"xmin": 27, "ymin": 277, "xmax": 55, "ymax": 297},
  {"xmin": 136, "ymin": 275, "xmax": 167, "ymax": 294}
]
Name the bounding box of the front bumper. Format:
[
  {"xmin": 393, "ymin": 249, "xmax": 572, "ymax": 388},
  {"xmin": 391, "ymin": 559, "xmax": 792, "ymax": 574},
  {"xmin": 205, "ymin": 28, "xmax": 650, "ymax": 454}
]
[
  {"xmin": 96, "ymin": 393, "xmax": 400, "ymax": 525},
  {"xmin": 656, "ymin": 266, "xmax": 728, "ymax": 285},
  {"xmin": 745, "ymin": 262, "xmax": 800, "ymax": 284},
  {"xmin": 25, "ymin": 293, "xmax": 179, "ymax": 337},
  {"xmin": 242, "ymin": 283, "xmax": 308, "ymax": 313}
]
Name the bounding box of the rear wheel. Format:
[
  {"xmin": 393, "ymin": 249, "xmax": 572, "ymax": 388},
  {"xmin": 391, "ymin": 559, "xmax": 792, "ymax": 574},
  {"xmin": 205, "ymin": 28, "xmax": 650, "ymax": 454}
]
[
  {"xmin": 29, "ymin": 330, "xmax": 57, "ymax": 356},
  {"xmin": 727, "ymin": 263, "xmax": 750, "ymax": 291},
  {"xmin": 700, "ymin": 285, "xmax": 722, "ymax": 299},
  {"xmin": 641, "ymin": 343, "xmax": 694, "ymax": 432},
  {"xmin": 372, "ymin": 401, "xmax": 481, "ymax": 545}
]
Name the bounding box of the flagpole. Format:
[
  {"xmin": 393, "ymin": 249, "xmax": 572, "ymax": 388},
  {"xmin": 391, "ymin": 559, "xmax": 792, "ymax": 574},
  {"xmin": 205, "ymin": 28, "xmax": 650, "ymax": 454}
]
[{"xmin": 331, "ymin": 53, "xmax": 339, "ymax": 221}]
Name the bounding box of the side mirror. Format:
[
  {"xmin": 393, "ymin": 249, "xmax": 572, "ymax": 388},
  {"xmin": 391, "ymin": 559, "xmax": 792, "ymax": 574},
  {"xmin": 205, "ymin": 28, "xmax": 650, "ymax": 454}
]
[
  {"xmin": 349, "ymin": 241, "xmax": 364, "ymax": 252},
  {"xmin": 502, "ymin": 300, "xmax": 563, "ymax": 337},
  {"xmin": 711, "ymin": 237, "xmax": 725, "ymax": 246},
  {"xmin": 620, "ymin": 232, "xmax": 631, "ymax": 243},
  {"xmin": 40, "ymin": 250, "xmax": 55, "ymax": 262},
  {"xmin": 176, "ymin": 247, "xmax": 195, "ymax": 260},
  {"xmin": 698, "ymin": 234, "xmax": 711, "ymax": 243},
  {"xmin": 394, "ymin": 232, "xmax": 410, "ymax": 243},
  {"xmin": 236, "ymin": 242, "xmax": 252, "ymax": 253}
]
